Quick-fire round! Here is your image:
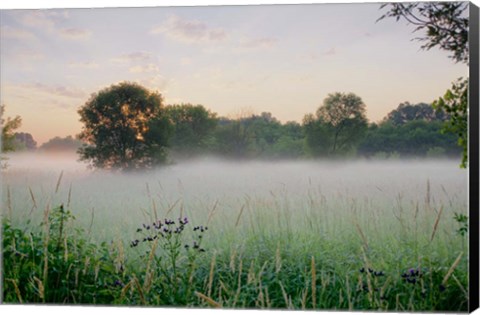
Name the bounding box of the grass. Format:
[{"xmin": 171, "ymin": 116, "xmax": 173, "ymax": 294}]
[{"xmin": 1, "ymin": 159, "xmax": 469, "ymax": 311}]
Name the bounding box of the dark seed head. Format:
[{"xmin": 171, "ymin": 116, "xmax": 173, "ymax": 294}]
[
  {"xmin": 136, "ymin": 228, "xmax": 142, "ymax": 233},
  {"xmin": 439, "ymin": 284, "xmax": 446, "ymax": 292},
  {"xmin": 360, "ymin": 267, "xmax": 365, "ymax": 273}
]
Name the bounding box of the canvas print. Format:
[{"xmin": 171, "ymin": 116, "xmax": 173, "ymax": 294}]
[{"xmin": 0, "ymin": 1, "xmax": 478, "ymax": 312}]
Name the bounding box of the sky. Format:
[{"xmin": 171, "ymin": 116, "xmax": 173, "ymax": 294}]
[{"xmin": 0, "ymin": 0, "xmax": 469, "ymax": 146}]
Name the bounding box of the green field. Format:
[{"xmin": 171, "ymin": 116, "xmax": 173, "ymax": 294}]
[{"xmin": 1, "ymin": 156, "xmax": 469, "ymax": 311}]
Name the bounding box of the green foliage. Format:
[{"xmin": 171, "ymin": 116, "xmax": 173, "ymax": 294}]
[
  {"xmin": 453, "ymin": 213, "xmax": 468, "ymax": 237},
  {"xmin": 378, "ymin": 3, "xmax": 469, "ymax": 168},
  {"xmin": 1, "ymin": 105, "xmax": 22, "ymax": 152},
  {"xmin": 358, "ymin": 120, "xmax": 460, "ymax": 158},
  {"xmin": 125, "ymin": 218, "xmax": 209, "ymax": 305},
  {"xmin": 13, "ymin": 133, "xmax": 37, "ymax": 151},
  {"xmin": 2, "ymin": 205, "xmax": 119, "ymax": 304},
  {"xmin": 39, "ymin": 135, "xmax": 83, "ymax": 152},
  {"xmin": 304, "ymin": 92, "xmax": 368, "ymax": 156},
  {"xmin": 433, "ymin": 78, "xmax": 468, "ymax": 168},
  {"xmin": 385, "ymin": 102, "xmax": 449, "ymax": 126},
  {"xmin": 378, "ymin": 2, "xmax": 469, "ymax": 64},
  {"xmin": 211, "ymin": 113, "xmax": 306, "ymax": 159},
  {"xmin": 164, "ymin": 104, "xmax": 218, "ymax": 157},
  {"xmin": 77, "ymin": 82, "xmax": 171, "ymax": 170}
]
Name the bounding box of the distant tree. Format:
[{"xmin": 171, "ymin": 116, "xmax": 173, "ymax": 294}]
[
  {"xmin": 213, "ymin": 117, "xmax": 254, "ymax": 158},
  {"xmin": 40, "ymin": 135, "xmax": 83, "ymax": 152},
  {"xmin": 77, "ymin": 82, "xmax": 171, "ymax": 170},
  {"xmin": 304, "ymin": 92, "xmax": 368, "ymax": 156},
  {"xmin": 13, "ymin": 132, "xmax": 37, "ymax": 151},
  {"xmin": 385, "ymin": 102, "xmax": 449, "ymax": 126},
  {"xmin": 246, "ymin": 112, "xmax": 282, "ymax": 156},
  {"xmin": 164, "ymin": 104, "xmax": 218, "ymax": 156},
  {"xmin": 1, "ymin": 105, "xmax": 22, "ymax": 152},
  {"xmin": 270, "ymin": 121, "xmax": 305, "ymax": 159},
  {"xmin": 358, "ymin": 120, "xmax": 460, "ymax": 158},
  {"xmin": 303, "ymin": 113, "xmax": 332, "ymax": 157}
]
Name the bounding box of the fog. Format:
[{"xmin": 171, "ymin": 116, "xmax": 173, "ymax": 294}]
[{"xmin": 2, "ymin": 152, "xmax": 467, "ymax": 239}]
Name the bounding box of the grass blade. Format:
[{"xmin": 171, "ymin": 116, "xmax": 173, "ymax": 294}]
[{"xmin": 195, "ymin": 291, "xmax": 222, "ymax": 308}]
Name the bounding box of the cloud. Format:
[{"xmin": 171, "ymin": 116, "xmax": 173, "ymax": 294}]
[
  {"xmin": 9, "ymin": 50, "xmax": 45, "ymax": 62},
  {"xmin": 1, "ymin": 25, "xmax": 36, "ymax": 40},
  {"xmin": 68, "ymin": 61, "xmax": 99, "ymax": 69},
  {"xmin": 322, "ymin": 47, "xmax": 337, "ymax": 56},
  {"xmin": 240, "ymin": 37, "xmax": 278, "ymax": 49},
  {"xmin": 111, "ymin": 51, "xmax": 154, "ymax": 64},
  {"xmin": 59, "ymin": 28, "xmax": 91, "ymax": 40},
  {"xmin": 19, "ymin": 10, "xmax": 68, "ymax": 30},
  {"xmin": 15, "ymin": 10, "xmax": 90, "ymax": 41},
  {"xmin": 20, "ymin": 11, "xmax": 56, "ymax": 29},
  {"xmin": 135, "ymin": 75, "xmax": 170, "ymax": 92},
  {"xmin": 3, "ymin": 82, "xmax": 88, "ymax": 112},
  {"xmin": 7, "ymin": 82, "xmax": 87, "ymax": 99},
  {"xmin": 129, "ymin": 63, "xmax": 160, "ymax": 73},
  {"xmin": 150, "ymin": 15, "xmax": 227, "ymax": 44}
]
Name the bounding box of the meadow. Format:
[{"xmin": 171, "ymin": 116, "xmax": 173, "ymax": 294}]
[{"xmin": 1, "ymin": 154, "xmax": 469, "ymax": 311}]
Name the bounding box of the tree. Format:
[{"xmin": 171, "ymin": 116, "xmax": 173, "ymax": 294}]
[
  {"xmin": 378, "ymin": 2, "xmax": 469, "ymax": 64},
  {"xmin": 385, "ymin": 102, "xmax": 449, "ymax": 126},
  {"xmin": 13, "ymin": 132, "xmax": 37, "ymax": 151},
  {"xmin": 304, "ymin": 92, "xmax": 368, "ymax": 156},
  {"xmin": 378, "ymin": 2, "xmax": 469, "ymax": 167},
  {"xmin": 77, "ymin": 82, "xmax": 171, "ymax": 170},
  {"xmin": 358, "ymin": 120, "xmax": 460, "ymax": 158},
  {"xmin": 164, "ymin": 104, "xmax": 218, "ymax": 157},
  {"xmin": 1, "ymin": 105, "xmax": 22, "ymax": 152},
  {"xmin": 39, "ymin": 135, "xmax": 83, "ymax": 152},
  {"xmin": 433, "ymin": 77, "xmax": 468, "ymax": 167}
]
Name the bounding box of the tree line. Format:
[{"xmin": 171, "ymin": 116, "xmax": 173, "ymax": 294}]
[{"xmin": 1, "ymin": 84, "xmax": 461, "ymax": 171}]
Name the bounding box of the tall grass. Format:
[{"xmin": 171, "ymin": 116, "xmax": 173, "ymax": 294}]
[{"xmin": 1, "ymin": 159, "xmax": 469, "ymax": 311}]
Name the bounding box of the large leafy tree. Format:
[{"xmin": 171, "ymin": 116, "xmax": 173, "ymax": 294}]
[
  {"xmin": 304, "ymin": 92, "xmax": 368, "ymax": 156},
  {"xmin": 77, "ymin": 82, "xmax": 171, "ymax": 170},
  {"xmin": 378, "ymin": 2, "xmax": 469, "ymax": 167}
]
